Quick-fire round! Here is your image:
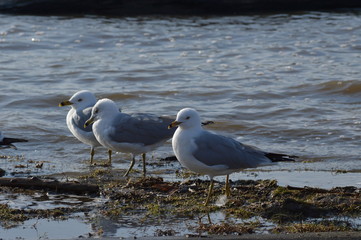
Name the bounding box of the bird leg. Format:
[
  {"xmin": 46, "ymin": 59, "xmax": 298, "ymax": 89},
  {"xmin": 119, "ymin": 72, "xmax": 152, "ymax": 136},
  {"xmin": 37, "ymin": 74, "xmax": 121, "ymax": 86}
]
[
  {"xmin": 90, "ymin": 147, "xmax": 95, "ymax": 165},
  {"xmin": 207, "ymin": 212, "xmax": 212, "ymax": 224},
  {"xmin": 142, "ymin": 153, "xmax": 146, "ymax": 177},
  {"xmin": 225, "ymin": 174, "xmax": 231, "ymax": 197},
  {"xmin": 107, "ymin": 149, "xmax": 112, "ymax": 165},
  {"xmin": 204, "ymin": 179, "xmax": 214, "ymax": 206},
  {"xmin": 124, "ymin": 155, "xmax": 136, "ymax": 177}
]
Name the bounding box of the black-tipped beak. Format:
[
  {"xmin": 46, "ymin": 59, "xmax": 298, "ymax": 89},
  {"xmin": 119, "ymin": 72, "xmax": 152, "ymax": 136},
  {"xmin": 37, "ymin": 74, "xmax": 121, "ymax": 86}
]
[
  {"xmin": 168, "ymin": 121, "xmax": 182, "ymax": 129},
  {"xmin": 59, "ymin": 100, "xmax": 72, "ymax": 107},
  {"xmin": 84, "ymin": 117, "xmax": 95, "ymax": 128}
]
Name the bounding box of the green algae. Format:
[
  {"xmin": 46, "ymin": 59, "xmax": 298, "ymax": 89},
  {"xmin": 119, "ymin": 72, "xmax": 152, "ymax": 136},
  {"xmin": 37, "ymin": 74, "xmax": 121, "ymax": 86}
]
[
  {"xmin": 0, "ymin": 203, "xmax": 70, "ymax": 229},
  {"xmin": 272, "ymin": 220, "xmax": 358, "ymax": 233},
  {"xmin": 197, "ymin": 221, "xmax": 260, "ymax": 235},
  {"xmin": 1, "ymin": 170, "xmax": 361, "ymax": 236},
  {"xmin": 0, "ymin": 204, "xmax": 28, "ymax": 228},
  {"xmin": 96, "ymin": 176, "xmax": 361, "ymax": 234}
]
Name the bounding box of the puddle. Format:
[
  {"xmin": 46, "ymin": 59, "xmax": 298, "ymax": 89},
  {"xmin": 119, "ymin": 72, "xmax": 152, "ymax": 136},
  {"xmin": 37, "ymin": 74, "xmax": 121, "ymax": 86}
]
[
  {"xmin": 93, "ymin": 215, "xmax": 195, "ymax": 238},
  {"xmin": 1, "ymin": 217, "xmax": 92, "ymax": 239},
  {"xmin": 0, "ymin": 191, "xmax": 104, "ymax": 210},
  {"xmin": 238, "ymin": 170, "xmax": 361, "ymax": 189},
  {"xmin": 159, "ymin": 169, "xmax": 361, "ymax": 190}
]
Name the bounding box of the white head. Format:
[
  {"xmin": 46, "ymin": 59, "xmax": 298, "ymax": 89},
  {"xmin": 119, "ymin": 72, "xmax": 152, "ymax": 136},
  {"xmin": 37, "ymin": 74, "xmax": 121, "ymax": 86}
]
[
  {"xmin": 84, "ymin": 98, "xmax": 119, "ymax": 127},
  {"xmin": 59, "ymin": 90, "xmax": 97, "ymax": 110},
  {"xmin": 170, "ymin": 108, "xmax": 202, "ymax": 130}
]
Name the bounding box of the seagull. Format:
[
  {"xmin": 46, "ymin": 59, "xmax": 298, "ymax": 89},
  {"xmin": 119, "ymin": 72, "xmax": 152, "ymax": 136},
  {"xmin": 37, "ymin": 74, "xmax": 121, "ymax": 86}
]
[
  {"xmin": 59, "ymin": 90, "xmax": 112, "ymax": 165},
  {"xmin": 0, "ymin": 131, "xmax": 28, "ymax": 150},
  {"xmin": 84, "ymin": 98, "xmax": 176, "ymax": 177},
  {"xmin": 169, "ymin": 108, "xmax": 297, "ymax": 206}
]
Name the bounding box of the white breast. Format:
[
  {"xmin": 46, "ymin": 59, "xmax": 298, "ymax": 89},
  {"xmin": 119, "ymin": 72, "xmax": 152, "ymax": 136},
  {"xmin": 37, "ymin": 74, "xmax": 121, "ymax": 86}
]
[{"xmin": 66, "ymin": 109, "xmax": 100, "ymax": 147}]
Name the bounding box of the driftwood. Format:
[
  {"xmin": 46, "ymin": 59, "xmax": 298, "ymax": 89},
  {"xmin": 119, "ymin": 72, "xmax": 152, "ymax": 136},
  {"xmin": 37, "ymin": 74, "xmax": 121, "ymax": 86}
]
[{"xmin": 0, "ymin": 177, "xmax": 99, "ymax": 195}]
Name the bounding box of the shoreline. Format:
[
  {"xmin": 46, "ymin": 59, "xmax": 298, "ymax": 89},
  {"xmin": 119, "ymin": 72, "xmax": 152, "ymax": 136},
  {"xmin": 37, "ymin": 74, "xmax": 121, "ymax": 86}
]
[
  {"xmin": 75, "ymin": 232, "xmax": 361, "ymax": 240},
  {"xmin": 1, "ymin": 174, "xmax": 360, "ymax": 239}
]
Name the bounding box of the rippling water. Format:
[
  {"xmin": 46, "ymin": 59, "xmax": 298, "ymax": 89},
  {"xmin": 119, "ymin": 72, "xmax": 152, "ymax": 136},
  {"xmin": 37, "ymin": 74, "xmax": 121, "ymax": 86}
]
[{"xmin": 1, "ymin": 12, "xmax": 361, "ymax": 188}]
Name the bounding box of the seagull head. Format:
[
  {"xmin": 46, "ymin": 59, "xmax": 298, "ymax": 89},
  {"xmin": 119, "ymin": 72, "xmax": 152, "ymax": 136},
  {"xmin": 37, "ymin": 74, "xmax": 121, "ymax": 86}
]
[
  {"xmin": 59, "ymin": 90, "xmax": 97, "ymax": 110},
  {"xmin": 84, "ymin": 98, "xmax": 119, "ymax": 128},
  {"xmin": 168, "ymin": 108, "xmax": 202, "ymax": 129}
]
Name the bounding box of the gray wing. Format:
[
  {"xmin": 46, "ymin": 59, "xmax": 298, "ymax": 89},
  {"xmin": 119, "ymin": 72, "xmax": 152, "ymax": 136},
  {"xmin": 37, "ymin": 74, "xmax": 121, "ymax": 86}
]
[
  {"xmin": 109, "ymin": 113, "xmax": 175, "ymax": 146},
  {"xmin": 72, "ymin": 107, "xmax": 93, "ymax": 132},
  {"xmin": 193, "ymin": 131, "xmax": 271, "ymax": 170}
]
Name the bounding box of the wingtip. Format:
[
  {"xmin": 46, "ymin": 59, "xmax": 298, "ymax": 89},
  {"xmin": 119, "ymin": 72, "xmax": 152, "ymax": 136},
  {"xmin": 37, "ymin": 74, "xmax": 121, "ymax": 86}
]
[{"xmin": 266, "ymin": 152, "xmax": 298, "ymax": 162}]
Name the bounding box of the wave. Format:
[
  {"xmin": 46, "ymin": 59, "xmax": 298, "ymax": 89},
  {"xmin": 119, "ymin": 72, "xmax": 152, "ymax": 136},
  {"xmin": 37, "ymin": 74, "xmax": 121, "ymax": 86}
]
[
  {"xmin": 317, "ymin": 80, "xmax": 361, "ymax": 95},
  {"xmin": 286, "ymin": 80, "xmax": 361, "ymax": 100}
]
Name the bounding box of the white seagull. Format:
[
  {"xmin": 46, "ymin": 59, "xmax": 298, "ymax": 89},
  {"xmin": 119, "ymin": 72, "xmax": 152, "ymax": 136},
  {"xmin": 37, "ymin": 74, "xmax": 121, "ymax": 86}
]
[
  {"xmin": 169, "ymin": 108, "xmax": 297, "ymax": 206},
  {"xmin": 59, "ymin": 90, "xmax": 112, "ymax": 165},
  {"xmin": 84, "ymin": 98, "xmax": 176, "ymax": 177}
]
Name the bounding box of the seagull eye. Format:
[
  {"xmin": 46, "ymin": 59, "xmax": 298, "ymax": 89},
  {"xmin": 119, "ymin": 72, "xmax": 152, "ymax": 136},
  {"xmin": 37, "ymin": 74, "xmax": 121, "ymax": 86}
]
[
  {"xmin": 78, "ymin": 98, "xmax": 83, "ymax": 102},
  {"xmin": 186, "ymin": 116, "xmax": 190, "ymax": 120},
  {"xmin": 94, "ymin": 109, "xmax": 99, "ymax": 114}
]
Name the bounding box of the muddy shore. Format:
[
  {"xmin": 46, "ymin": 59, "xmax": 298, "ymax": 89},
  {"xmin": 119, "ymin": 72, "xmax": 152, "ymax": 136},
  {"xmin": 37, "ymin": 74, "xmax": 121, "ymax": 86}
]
[
  {"xmin": 83, "ymin": 231, "xmax": 361, "ymax": 240},
  {"xmin": 1, "ymin": 163, "xmax": 360, "ymax": 238}
]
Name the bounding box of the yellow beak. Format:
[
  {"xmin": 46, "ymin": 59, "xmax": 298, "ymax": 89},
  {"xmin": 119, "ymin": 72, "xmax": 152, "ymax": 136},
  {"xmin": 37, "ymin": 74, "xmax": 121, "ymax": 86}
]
[
  {"xmin": 59, "ymin": 100, "xmax": 72, "ymax": 107},
  {"xmin": 168, "ymin": 121, "xmax": 182, "ymax": 129},
  {"xmin": 84, "ymin": 117, "xmax": 95, "ymax": 128}
]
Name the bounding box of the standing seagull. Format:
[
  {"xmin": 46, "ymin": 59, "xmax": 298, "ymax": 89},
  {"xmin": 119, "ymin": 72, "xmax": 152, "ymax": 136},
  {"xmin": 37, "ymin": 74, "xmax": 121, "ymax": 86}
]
[
  {"xmin": 59, "ymin": 90, "xmax": 112, "ymax": 165},
  {"xmin": 0, "ymin": 131, "xmax": 28, "ymax": 149},
  {"xmin": 84, "ymin": 98, "xmax": 176, "ymax": 177},
  {"xmin": 169, "ymin": 108, "xmax": 297, "ymax": 206}
]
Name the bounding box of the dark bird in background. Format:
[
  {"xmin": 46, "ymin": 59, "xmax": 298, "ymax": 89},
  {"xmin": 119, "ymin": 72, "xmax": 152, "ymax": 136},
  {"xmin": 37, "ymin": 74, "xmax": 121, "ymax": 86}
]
[{"xmin": 0, "ymin": 131, "xmax": 28, "ymax": 150}]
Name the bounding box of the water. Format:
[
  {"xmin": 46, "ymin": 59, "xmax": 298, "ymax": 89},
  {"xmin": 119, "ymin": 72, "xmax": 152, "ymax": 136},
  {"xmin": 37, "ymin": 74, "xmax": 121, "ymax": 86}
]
[
  {"xmin": 1, "ymin": 10, "xmax": 361, "ymax": 238},
  {"xmin": 1, "ymin": 217, "xmax": 92, "ymax": 239}
]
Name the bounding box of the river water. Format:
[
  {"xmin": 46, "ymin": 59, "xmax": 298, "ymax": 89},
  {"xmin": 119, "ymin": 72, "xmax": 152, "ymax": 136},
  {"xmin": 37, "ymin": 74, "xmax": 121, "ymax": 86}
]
[{"xmin": 0, "ymin": 10, "xmax": 361, "ymax": 238}]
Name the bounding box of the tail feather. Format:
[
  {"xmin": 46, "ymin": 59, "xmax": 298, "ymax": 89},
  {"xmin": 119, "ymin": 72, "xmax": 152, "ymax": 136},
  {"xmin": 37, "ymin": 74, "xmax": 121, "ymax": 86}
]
[{"xmin": 265, "ymin": 152, "xmax": 298, "ymax": 162}]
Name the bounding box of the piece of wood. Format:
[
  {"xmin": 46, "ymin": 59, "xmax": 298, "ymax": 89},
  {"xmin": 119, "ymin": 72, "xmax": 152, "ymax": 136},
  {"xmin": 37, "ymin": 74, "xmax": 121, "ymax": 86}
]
[{"xmin": 0, "ymin": 177, "xmax": 99, "ymax": 195}]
